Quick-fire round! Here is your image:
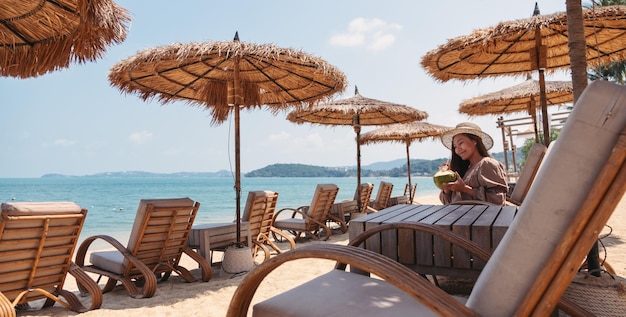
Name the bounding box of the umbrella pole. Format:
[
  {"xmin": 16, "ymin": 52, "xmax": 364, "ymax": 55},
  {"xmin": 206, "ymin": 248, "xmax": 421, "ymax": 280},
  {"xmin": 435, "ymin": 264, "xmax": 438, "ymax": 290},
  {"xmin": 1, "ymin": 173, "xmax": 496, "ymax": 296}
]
[
  {"xmin": 353, "ymin": 115, "xmax": 362, "ymax": 213},
  {"xmin": 234, "ymin": 102, "xmax": 242, "ymax": 246},
  {"xmin": 534, "ymin": 26, "xmax": 550, "ymax": 146},
  {"xmin": 539, "ymin": 70, "xmax": 550, "ymax": 146},
  {"xmin": 405, "ymin": 141, "xmax": 412, "ymax": 202},
  {"xmin": 233, "ymin": 58, "xmax": 242, "ymax": 247}
]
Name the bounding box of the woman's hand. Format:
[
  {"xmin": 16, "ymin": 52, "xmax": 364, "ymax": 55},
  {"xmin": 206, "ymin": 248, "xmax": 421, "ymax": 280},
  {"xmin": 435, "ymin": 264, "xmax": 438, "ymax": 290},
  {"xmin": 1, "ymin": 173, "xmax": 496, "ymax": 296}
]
[{"xmin": 440, "ymin": 172, "xmax": 472, "ymax": 194}]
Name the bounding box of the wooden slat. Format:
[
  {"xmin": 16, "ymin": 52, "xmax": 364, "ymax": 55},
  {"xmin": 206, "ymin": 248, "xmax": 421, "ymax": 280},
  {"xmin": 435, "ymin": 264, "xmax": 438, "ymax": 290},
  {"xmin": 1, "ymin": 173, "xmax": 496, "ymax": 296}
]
[{"xmin": 451, "ymin": 205, "xmax": 486, "ymax": 269}]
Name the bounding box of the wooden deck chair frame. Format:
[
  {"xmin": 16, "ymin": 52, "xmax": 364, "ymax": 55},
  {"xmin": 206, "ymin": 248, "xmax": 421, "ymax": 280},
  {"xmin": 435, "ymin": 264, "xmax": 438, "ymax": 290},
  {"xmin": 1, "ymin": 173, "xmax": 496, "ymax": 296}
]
[
  {"xmin": 507, "ymin": 142, "xmax": 547, "ymax": 206},
  {"xmin": 225, "ymin": 80, "xmax": 626, "ymax": 316},
  {"xmin": 327, "ymin": 183, "xmax": 374, "ymax": 233},
  {"xmin": 75, "ymin": 198, "xmax": 211, "ymax": 298},
  {"xmin": 242, "ymin": 191, "xmax": 295, "ymax": 261},
  {"xmin": 0, "ymin": 202, "xmax": 102, "ymax": 316},
  {"xmin": 367, "ymin": 181, "xmax": 393, "ymax": 212},
  {"xmin": 272, "ymin": 184, "xmax": 339, "ymax": 241}
]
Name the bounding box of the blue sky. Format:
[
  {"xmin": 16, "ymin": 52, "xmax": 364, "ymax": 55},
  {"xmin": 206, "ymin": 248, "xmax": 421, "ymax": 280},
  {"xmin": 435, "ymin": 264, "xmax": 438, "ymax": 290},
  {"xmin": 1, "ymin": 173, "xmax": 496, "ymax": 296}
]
[{"xmin": 1, "ymin": 1, "xmax": 572, "ymax": 178}]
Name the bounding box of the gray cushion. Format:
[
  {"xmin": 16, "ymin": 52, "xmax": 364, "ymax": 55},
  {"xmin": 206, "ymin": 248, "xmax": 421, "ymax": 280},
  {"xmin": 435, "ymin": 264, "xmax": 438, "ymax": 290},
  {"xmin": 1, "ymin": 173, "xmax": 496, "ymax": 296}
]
[
  {"xmin": 467, "ymin": 80, "xmax": 626, "ymax": 316},
  {"xmin": 90, "ymin": 250, "xmax": 125, "ymax": 274},
  {"xmin": 1, "ymin": 201, "xmax": 82, "ymax": 215},
  {"xmin": 254, "ymin": 270, "xmax": 465, "ymax": 317},
  {"xmin": 272, "ymin": 218, "xmax": 306, "ymax": 231}
]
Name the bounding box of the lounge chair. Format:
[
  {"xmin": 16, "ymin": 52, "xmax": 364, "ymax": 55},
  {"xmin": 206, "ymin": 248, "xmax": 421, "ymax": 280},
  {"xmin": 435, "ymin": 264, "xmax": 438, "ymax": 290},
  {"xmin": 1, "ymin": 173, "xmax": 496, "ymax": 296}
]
[
  {"xmin": 0, "ymin": 202, "xmax": 102, "ymax": 315},
  {"xmin": 272, "ymin": 184, "xmax": 339, "ymax": 241},
  {"xmin": 242, "ymin": 191, "xmax": 295, "ymax": 261},
  {"xmin": 507, "ymin": 142, "xmax": 547, "ymax": 206},
  {"xmin": 366, "ymin": 181, "xmax": 393, "ymax": 212},
  {"xmin": 327, "ymin": 183, "xmax": 374, "ymax": 232},
  {"xmin": 75, "ymin": 198, "xmax": 211, "ymax": 298},
  {"xmin": 390, "ymin": 183, "xmax": 417, "ymax": 206},
  {"xmin": 226, "ymin": 80, "xmax": 626, "ymax": 316}
]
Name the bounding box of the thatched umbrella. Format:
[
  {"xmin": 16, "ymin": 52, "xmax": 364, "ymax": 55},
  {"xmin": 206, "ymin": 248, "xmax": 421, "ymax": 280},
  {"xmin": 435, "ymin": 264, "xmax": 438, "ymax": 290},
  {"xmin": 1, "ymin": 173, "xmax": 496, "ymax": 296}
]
[
  {"xmin": 359, "ymin": 122, "xmax": 452, "ymax": 202},
  {"xmin": 108, "ymin": 32, "xmax": 347, "ymax": 246},
  {"xmin": 459, "ymin": 75, "xmax": 573, "ymax": 141},
  {"xmin": 421, "ymin": 3, "xmax": 626, "ymax": 145},
  {"xmin": 1, "ymin": 0, "xmax": 131, "ymax": 78},
  {"xmin": 287, "ymin": 86, "xmax": 427, "ymax": 212}
]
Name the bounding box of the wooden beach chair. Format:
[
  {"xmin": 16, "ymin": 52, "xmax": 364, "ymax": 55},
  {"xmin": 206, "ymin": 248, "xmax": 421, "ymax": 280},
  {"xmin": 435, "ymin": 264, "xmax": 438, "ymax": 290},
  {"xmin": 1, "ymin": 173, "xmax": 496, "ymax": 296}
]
[
  {"xmin": 327, "ymin": 183, "xmax": 374, "ymax": 232},
  {"xmin": 366, "ymin": 181, "xmax": 393, "ymax": 212},
  {"xmin": 226, "ymin": 80, "xmax": 626, "ymax": 317},
  {"xmin": 507, "ymin": 142, "xmax": 547, "ymax": 206},
  {"xmin": 0, "ymin": 201, "xmax": 102, "ymax": 315},
  {"xmin": 272, "ymin": 184, "xmax": 339, "ymax": 241},
  {"xmin": 75, "ymin": 197, "xmax": 211, "ymax": 298},
  {"xmin": 242, "ymin": 191, "xmax": 295, "ymax": 261}
]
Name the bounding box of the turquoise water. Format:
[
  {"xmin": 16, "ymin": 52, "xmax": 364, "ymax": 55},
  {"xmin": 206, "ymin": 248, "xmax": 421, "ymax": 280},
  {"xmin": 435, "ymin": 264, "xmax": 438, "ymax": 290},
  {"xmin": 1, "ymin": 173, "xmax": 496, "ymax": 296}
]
[{"xmin": 0, "ymin": 177, "xmax": 439, "ymax": 245}]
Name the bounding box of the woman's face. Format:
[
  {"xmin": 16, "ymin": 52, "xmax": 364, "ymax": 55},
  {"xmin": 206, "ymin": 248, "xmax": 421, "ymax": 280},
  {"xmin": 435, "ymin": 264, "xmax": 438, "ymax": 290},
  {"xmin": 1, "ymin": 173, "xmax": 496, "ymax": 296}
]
[{"xmin": 452, "ymin": 134, "xmax": 477, "ymax": 161}]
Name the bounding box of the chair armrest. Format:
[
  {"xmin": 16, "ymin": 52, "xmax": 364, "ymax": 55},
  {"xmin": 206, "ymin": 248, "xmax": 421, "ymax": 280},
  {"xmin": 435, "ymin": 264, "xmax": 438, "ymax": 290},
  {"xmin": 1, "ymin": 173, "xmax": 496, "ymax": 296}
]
[
  {"xmin": 274, "ymin": 206, "xmax": 307, "ymax": 220},
  {"xmin": 75, "ymin": 235, "xmax": 158, "ymax": 298},
  {"xmin": 226, "ymin": 244, "xmax": 476, "ymax": 317},
  {"xmin": 67, "ymin": 262, "xmax": 103, "ymax": 311},
  {"xmin": 344, "ymin": 222, "xmax": 593, "ymax": 317},
  {"xmin": 0, "ymin": 292, "xmax": 15, "ymax": 317},
  {"xmin": 182, "ymin": 246, "xmax": 212, "ymax": 282}
]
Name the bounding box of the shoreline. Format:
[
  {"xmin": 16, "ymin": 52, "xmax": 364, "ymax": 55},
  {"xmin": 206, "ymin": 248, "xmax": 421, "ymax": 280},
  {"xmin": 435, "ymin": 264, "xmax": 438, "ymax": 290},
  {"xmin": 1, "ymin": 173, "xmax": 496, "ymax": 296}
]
[{"xmin": 16, "ymin": 194, "xmax": 626, "ymax": 316}]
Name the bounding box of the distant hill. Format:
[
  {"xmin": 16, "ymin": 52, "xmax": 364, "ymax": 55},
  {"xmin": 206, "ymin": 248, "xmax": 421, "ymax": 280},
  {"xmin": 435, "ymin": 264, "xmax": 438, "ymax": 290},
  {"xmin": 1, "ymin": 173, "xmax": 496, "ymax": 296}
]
[
  {"xmin": 244, "ymin": 151, "xmax": 523, "ymax": 177},
  {"xmin": 361, "ymin": 158, "xmax": 408, "ymax": 171},
  {"xmin": 41, "ymin": 170, "xmax": 231, "ymax": 178},
  {"xmin": 40, "ymin": 151, "xmax": 522, "ymax": 178}
]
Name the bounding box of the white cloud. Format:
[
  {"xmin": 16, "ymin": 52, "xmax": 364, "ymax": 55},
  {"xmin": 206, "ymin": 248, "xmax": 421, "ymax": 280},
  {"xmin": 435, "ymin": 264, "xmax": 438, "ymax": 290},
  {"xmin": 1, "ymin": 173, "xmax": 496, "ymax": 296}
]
[
  {"xmin": 53, "ymin": 139, "xmax": 76, "ymax": 147},
  {"xmin": 330, "ymin": 18, "xmax": 402, "ymax": 51},
  {"xmin": 268, "ymin": 131, "xmax": 290, "ymax": 141},
  {"xmin": 129, "ymin": 131, "xmax": 153, "ymax": 144}
]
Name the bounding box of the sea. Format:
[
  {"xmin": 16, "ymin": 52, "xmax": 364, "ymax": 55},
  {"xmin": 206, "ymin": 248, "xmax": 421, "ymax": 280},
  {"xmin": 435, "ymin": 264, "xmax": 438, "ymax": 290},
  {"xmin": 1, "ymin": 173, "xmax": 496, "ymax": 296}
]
[{"xmin": 0, "ymin": 176, "xmax": 440, "ymax": 248}]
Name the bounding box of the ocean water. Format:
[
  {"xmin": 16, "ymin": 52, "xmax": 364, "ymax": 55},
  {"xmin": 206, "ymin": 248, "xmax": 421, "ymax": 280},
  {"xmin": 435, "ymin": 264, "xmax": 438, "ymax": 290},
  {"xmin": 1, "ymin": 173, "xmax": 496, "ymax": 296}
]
[{"xmin": 0, "ymin": 176, "xmax": 440, "ymax": 246}]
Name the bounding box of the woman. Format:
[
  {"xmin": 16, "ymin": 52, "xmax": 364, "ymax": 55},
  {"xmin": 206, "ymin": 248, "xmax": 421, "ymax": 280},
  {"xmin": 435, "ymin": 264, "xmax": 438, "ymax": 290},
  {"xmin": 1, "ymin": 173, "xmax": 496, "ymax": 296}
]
[{"xmin": 439, "ymin": 122, "xmax": 508, "ymax": 205}]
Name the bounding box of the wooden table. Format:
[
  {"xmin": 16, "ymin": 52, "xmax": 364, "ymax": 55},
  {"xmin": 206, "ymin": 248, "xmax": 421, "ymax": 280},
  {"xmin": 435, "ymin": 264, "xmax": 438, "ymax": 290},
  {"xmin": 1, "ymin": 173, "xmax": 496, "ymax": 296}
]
[
  {"xmin": 187, "ymin": 222, "xmax": 252, "ymax": 264},
  {"xmin": 348, "ymin": 203, "xmax": 517, "ymax": 278}
]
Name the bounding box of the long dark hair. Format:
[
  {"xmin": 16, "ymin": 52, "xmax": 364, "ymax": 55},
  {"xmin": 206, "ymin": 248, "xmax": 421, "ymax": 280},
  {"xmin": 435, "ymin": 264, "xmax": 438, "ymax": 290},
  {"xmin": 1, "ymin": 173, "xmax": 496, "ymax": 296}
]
[{"xmin": 449, "ymin": 133, "xmax": 491, "ymax": 178}]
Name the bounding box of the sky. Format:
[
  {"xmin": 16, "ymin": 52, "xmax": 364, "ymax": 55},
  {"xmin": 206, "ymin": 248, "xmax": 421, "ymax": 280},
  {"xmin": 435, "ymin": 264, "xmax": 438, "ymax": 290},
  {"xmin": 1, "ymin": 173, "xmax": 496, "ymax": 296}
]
[{"xmin": 1, "ymin": 0, "xmax": 574, "ymax": 178}]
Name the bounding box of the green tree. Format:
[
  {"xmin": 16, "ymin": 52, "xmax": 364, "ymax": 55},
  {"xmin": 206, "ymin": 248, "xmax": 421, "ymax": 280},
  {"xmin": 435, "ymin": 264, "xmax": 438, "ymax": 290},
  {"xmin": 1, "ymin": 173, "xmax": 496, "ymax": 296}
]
[{"xmin": 518, "ymin": 131, "xmax": 560, "ymax": 168}]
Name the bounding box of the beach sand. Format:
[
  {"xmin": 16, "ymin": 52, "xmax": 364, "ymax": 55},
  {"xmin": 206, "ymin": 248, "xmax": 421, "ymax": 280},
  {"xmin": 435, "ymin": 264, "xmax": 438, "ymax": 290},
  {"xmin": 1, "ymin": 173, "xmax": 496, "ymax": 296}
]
[{"xmin": 16, "ymin": 194, "xmax": 626, "ymax": 317}]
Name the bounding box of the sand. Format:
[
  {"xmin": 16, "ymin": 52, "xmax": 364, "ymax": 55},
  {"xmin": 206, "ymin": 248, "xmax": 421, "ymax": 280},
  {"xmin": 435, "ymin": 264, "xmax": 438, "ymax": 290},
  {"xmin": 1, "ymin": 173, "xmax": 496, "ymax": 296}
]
[{"xmin": 15, "ymin": 194, "xmax": 626, "ymax": 317}]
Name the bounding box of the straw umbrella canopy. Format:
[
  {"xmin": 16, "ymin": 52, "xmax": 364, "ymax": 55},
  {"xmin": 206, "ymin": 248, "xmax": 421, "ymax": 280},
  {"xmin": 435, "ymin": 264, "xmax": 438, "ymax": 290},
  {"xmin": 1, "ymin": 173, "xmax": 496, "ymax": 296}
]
[
  {"xmin": 0, "ymin": 0, "xmax": 131, "ymax": 78},
  {"xmin": 421, "ymin": 4, "xmax": 626, "ymax": 146},
  {"xmin": 287, "ymin": 86, "xmax": 428, "ymax": 212},
  {"xmin": 459, "ymin": 75, "xmax": 573, "ymax": 141},
  {"xmin": 359, "ymin": 122, "xmax": 452, "ymax": 202},
  {"xmin": 108, "ymin": 32, "xmax": 347, "ymax": 245}
]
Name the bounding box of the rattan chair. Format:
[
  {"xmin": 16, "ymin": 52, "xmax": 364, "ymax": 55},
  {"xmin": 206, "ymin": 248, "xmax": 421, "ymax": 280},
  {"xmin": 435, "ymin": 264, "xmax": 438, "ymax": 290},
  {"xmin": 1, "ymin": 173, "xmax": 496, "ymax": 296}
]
[
  {"xmin": 0, "ymin": 202, "xmax": 102, "ymax": 315},
  {"xmin": 76, "ymin": 198, "xmax": 211, "ymax": 298}
]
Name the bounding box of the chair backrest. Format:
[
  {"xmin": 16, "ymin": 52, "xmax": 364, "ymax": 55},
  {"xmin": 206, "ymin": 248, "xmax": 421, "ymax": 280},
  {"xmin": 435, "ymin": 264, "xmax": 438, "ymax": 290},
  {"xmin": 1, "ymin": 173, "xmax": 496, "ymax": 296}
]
[
  {"xmin": 467, "ymin": 80, "xmax": 626, "ymax": 316},
  {"xmin": 242, "ymin": 191, "xmax": 279, "ymax": 239},
  {"xmin": 306, "ymin": 184, "xmax": 339, "ymax": 229},
  {"xmin": 403, "ymin": 183, "xmax": 417, "ymax": 200},
  {"xmin": 508, "ymin": 142, "xmax": 547, "ymax": 204},
  {"xmin": 0, "ymin": 202, "xmax": 86, "ymax": 303},
  {"xmin": 373, "ymin": 181, "xmax": 393, "ymax": 209},
  {"xmin": 124, "ymin": 198, "xmax": 199, "ymax": 277},
  {"xmin": 352, "ymin": 183, "xmax": 374, "ymax": 212}
]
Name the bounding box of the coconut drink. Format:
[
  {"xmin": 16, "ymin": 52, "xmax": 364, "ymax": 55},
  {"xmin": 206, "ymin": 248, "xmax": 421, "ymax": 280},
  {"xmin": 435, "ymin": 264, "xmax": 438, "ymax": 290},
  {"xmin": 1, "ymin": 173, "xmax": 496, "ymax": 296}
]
[{"xmin": 433, "ymin": 166, "xmax": 457, "ymax": 189}]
